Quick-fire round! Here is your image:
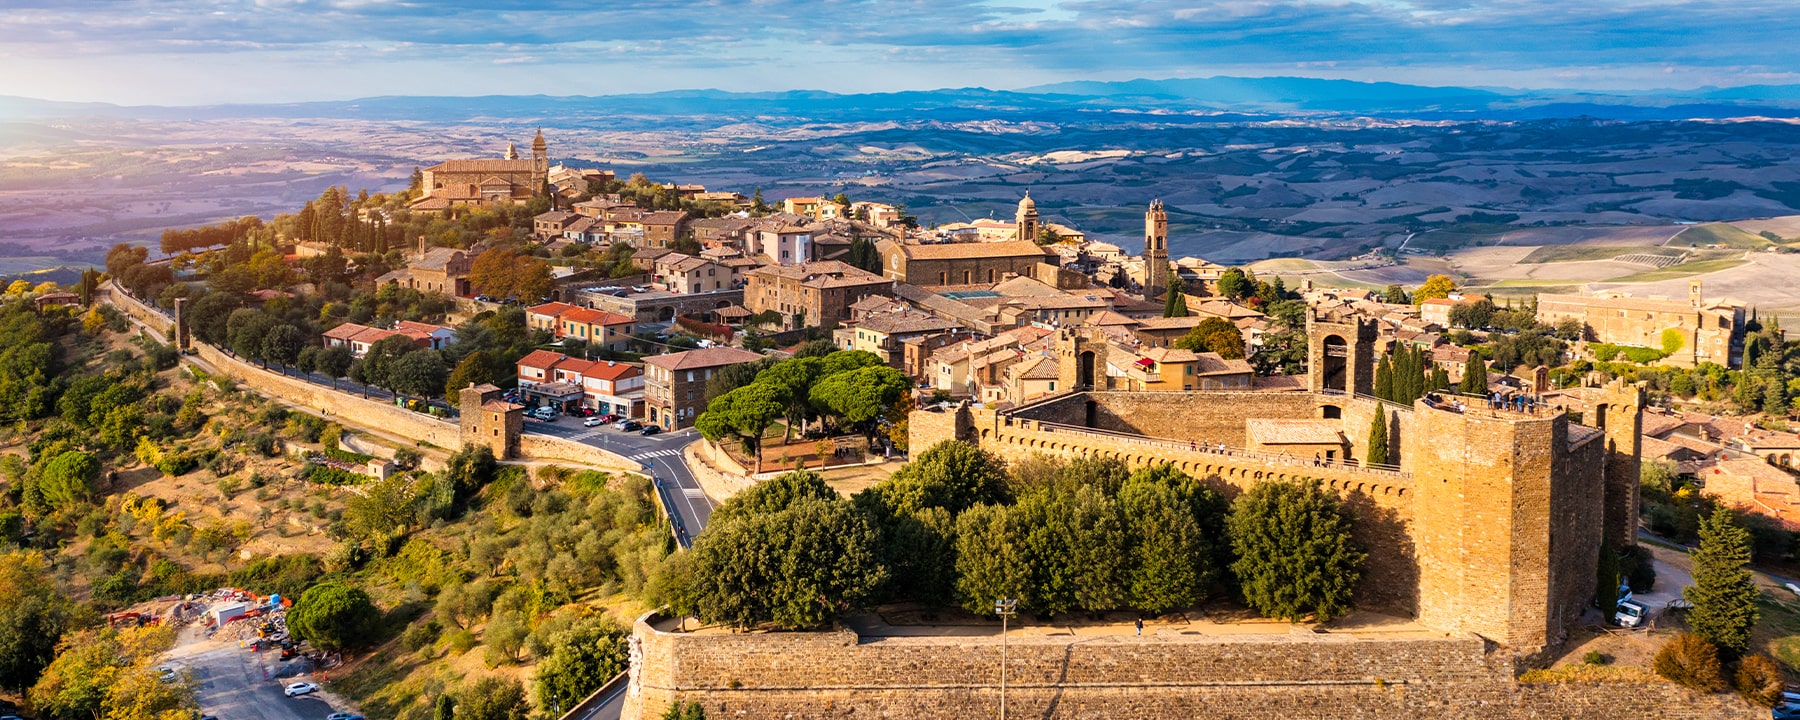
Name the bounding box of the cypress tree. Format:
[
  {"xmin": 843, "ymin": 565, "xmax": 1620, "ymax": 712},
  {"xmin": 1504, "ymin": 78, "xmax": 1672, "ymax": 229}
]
[
  {"xmin": 1430, "ymin": 363, "xmax": 1450, "ymax": 393},
  {"xmin": 1367, "ymin": 410, "xmax": 1389, "ymax": 466},
  {"xmin": 1596, "ymin": 543, "xmax": 1620, "ymax": 617},
  {"xmin": 1374, "ymin": 355, "xmax": 1394, "ymax": 402},
  {"xmin": 1163, "ymin": 276, "xmax": 1188, "ymax": 317},
  {"xmin": 1460, "ymin": 356, "xmax": 1489, "ymax": 395},
  {"xmin": 1685, "ymin": 508, "xmax": 1759, "ymax": 656}
]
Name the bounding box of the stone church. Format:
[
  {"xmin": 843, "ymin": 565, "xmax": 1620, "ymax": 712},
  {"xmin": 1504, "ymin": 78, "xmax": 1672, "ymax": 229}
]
[{"xmin": 411, "ymin": 129, "xmax": 549, "ymax": 209}]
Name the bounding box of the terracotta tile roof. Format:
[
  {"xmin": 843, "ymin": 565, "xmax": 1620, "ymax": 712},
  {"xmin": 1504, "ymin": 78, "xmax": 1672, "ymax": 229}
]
[
  {"xmin": 517, "ymin": 349, "xmax": 569, "ymax": 371},
  {"xmin": 900, "ymin": 240, "xmax": 1054, "ymax": 261},
  {"xmin": 639, "ymin": 210, "xmax": 689, "ymax": 226},
  {"xmin": 482, "ymin": 399, "xmax": 524, "ymax": 412},
  {"xmin": 528, "ymin": 301, "xmax": 577, "ymax": 318},
  {"xmin": 644, "ymin": 347, "xmax": 764, "ymax": 371},
  {"xmin": 1013, "ymin": 355, "xmax": 1060, "ymax": 380},
  {"xmin": 323, "ymin": 323, "xmax": 370, "ymax": 341},
  {"xmin": 1193, "ymin": 353, "xmax": 1254, "ymax": 375},
  {"xmin": 582, "ymin": 360, "xmax": 642, "ymax": 381},
  {"xmin": 856, "ymin": 310, "xmax": 961, "ymax": 336}
]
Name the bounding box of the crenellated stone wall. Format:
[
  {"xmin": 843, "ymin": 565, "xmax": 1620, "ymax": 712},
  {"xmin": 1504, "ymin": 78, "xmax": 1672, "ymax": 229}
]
[{"xmin": 623, "ymin": 614, "xmax": 1758, "ymax": 720}]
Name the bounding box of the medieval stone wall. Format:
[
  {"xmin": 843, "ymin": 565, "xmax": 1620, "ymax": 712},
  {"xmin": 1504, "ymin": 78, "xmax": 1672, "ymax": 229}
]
[
  {"xmin": 623, "ymin": 616, "xmax": 1758, "ymax": 720},
  {"xmin": 1006, "ymin": 391, "xmax": 1319, "ymax": 447}
]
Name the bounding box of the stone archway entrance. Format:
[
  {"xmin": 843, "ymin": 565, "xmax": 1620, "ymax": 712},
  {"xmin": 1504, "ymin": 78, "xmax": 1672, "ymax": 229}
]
[{"xmin": 1322, "ymin": 335, "xmax": 1347, "ymax": 393}]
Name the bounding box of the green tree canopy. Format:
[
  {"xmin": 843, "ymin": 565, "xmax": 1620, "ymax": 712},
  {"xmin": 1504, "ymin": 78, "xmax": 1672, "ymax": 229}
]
[
  {"xmin": 1163, "ymin": 276, "xmax": 1188, "ymax": 317},
  {"xmin": 869, "ymin": 440, "xmax": 1010, "ymax": 517},
  {"xmin": 444, "ymin": 349, "xmax": 496, "ymax": 398},
  {"xmin": 688, "ymin": 497, "xmax": 886, "ymax": 629},
  {"xmin": 454, "ymin": 676, "xmax": 530, "ymax": 720},
  {"xmin": 38, "ymin": 451, "xmax": 99, "ymax": 509},
  {"xmin": 260, "ymin": 324, "xmax": 306, "ymax": 367},
  {"xmin": 952, "ymin": 503, "xmax": 1030, "ymax": 616},
  {"xmin": 389, "ymin": 349, "xmax": 448, "ymax": 398},
  {"xmin": 695, "ymin": 382, "xmax": 788, "ymax": 473},
  {"xmin": 1173, "ymin": 317, "xmax": 1246, "ymax": 359},
  {"xmin": 809, "ymin": 364, "xmax": 910, "ymax": 426},
  {"xmin": 1227, "ymin": 480, "xmax": 1365, "ymax": 622},
  {"xmin": 288, "ymin": 582, "xmax": 382, "ymax": 651},
  {"xmin": 314, "ymin": 344, "xmax": 354, "ymax": 379},
  {"xmin": 710, "ymin": 469, "xmax": 835, "ymax": 526},
  {"xmin": 0, "ymin": 552, "xmax": 72, "ymax": 693},
  {"xmin": 533, "ymin": 615, "xmax": 629, "ymax": 713}
]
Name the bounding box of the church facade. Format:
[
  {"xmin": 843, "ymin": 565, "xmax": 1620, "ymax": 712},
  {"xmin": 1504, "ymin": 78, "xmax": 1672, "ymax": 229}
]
[{"xmin": 413, "ymin": 130, "xmax": 549, "ymax": 209}]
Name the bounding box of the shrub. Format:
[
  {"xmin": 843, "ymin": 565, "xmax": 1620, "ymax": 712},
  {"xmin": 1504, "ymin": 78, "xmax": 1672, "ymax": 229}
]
[
  {"xmin": 1653, "ymin": 633, "xmax": 1723, "ymax": 691},
  {"xmin": 1620, "ymin": 545, "xmax": 1657, "ymax": 593},
  {"xmin": 1734, "ymin": 654, "xmax": 1783, "ymax": 706},
  {"xmin": 1582, "ymin": 650, "xmax": 1607, "ymax": 665}
]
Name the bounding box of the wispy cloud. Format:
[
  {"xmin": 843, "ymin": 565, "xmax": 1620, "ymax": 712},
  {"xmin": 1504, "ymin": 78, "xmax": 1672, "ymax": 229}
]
[{"xmin": 4, "ymin": 0, "xmax": 1800, "ymax": 103}]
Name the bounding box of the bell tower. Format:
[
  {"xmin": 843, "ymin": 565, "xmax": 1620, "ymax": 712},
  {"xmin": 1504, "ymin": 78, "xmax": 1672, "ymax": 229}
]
[
  {"xmin": 531, "ymin": 128, "xmax": 549, "ymax": 183},
  {"xmin": 1143, "ymin": 199, "xmax": 1169, "ymax": 301},
  {"xmin": 1015, "ymin": 191, "xmax": 1040, "ymax": 243}
]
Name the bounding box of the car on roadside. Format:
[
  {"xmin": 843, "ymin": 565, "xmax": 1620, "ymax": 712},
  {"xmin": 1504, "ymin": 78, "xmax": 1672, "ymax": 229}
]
[
  {"xmin": 1773, "ymin": 702, "xmax": 1800, "ymax": 720},
  {"xmin": 618, "ymin": 420, "xmax": 642, "ymax": 432},
  {"xmin": 1612, "ymin": 599, "xmax": 1647, "ymax": 628},
  {"xmin": 640, "ymin": 425, "xmax": 662, "ymax": 436},
  {"xmin": 328, "ymin": 713, "xmax": 365, "ymax": 720},
  {"xmin": 284, "ymin": 682, "xmax": 319, "ymax": 697},
  {"xmin": 583, "ymin": 416, "xmax": 605, "ymax": 427}
]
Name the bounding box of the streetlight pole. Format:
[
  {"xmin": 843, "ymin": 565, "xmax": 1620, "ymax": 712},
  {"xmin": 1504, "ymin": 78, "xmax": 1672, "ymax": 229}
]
[{"xmin": 995, "ymin": 598, "xmax": 1017, "ymax": 720}]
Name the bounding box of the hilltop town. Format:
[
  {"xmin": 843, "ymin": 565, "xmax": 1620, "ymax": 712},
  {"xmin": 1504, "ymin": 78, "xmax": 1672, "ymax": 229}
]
[{"xmin": 7, "ymin": 130, "xmax": 1800, "ymax": 720}]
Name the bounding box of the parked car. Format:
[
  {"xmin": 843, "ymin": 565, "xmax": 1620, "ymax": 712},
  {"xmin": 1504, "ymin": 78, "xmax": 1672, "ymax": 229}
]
[
  {"xmin": 157, "ymin": 665, "xmax": 178, "ymax": 683},
  {"xmin": 599, "ymin": 413, "xmax": 620, "ymax": 423},
  {"xmin": 1772, "ymin": 703, "xmax": 1800, "ymax": 720},
  {"xmin": 583, "ymin": 416, "xmax": 605, "ymax": 427},
  {"xmin": 640, "ymin": 425, "xmax": 662, "ymax": 436},
  {"xmin": 328, "ymin": 713, "xmax": 365, "ymax": 720},
  {"xmin": 618, "ymin": 421, "xmax": 642, "ymax": 432},
  {"xmin": 1612, "ymin": 599, "xmax": 1647, "ymax": 627},
  {"xmin": 284, "ymin": 682, "xmax": 319, "ymax": 697}
]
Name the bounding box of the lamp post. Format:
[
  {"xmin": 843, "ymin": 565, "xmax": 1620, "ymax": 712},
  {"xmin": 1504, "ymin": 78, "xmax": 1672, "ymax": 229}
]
[{"xmin": 995, "ymin": 597, "xmax": 1017, "ymax": 720}]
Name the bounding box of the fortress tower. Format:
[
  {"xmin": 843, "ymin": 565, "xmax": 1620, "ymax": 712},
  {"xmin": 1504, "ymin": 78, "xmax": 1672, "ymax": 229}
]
[
  {"xmin": 1143, "ymin": 200, "xmax": 1169, "ymax": 302},
  {"xmin": 1054, "ymin": 326, "xmax": 1111, "ymax": 392},
  {"xmin": 1015, "ymin": 191, "xmax": 1040, "ymax": 243},
  {"xmin": 1585, "ymin": 378, "xmax": 1645, "ymax": 549},
  {"xmin": 1305, "ymin": 311, "xmax": 1379, "ymax": 396}
]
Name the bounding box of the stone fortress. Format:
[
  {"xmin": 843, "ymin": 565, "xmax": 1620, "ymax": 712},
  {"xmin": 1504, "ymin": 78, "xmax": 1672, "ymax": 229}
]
[
  {"xmin": 914, "ymin": 310, "xmax": 1644, "ymax": 651},
  {"xmin": 616, "ymin": 311, "xmax": 1741, "ymax": 720}
]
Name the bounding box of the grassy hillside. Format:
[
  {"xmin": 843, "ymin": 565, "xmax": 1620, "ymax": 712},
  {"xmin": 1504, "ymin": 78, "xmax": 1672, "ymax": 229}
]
[{"xmin": 1668, "ymin": 223, "xmax": 1772, "ymax": 249}]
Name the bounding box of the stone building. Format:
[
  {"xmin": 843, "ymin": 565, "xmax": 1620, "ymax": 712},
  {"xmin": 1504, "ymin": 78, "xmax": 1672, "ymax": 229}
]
[
  {"xmin": 1537, "ymin": 280, "xmax": 1746, "ymax": 368},
  {"xmin": 376, "ymin": 239, "xmax": 475, "ymax": 297},
  {"xmin": 913, "ymin": 310, "xmax": 1646, "ymax": 652},
  {"xmin": 458, "ymin": 383, "xmax": 522, "ymax": 459},
  {"xmin": 745, "ymin": 261, "xmax": 892, "ymax": 331},
  {"xmin": 644, "ymin": 347, "xmax": 764, "ymax": 430},
  {"xmin": 874, "ymin": 238, "xmax": 1059, "ymax": 287},
  {"xmin": 413, "ymin": 129, "xmax": 548, "ymax": 209}
]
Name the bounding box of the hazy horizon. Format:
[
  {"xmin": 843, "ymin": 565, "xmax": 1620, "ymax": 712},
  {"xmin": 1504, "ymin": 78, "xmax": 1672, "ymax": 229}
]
[{"xmin": 7, "ymin": 1, "xmax": 1800, "ymax": 105}]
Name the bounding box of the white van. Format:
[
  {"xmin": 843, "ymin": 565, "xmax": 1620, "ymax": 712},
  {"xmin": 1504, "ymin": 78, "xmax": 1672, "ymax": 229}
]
[{"xmin": 1613, "ymin": 599, "xmax": 1647, "ymax": 627}]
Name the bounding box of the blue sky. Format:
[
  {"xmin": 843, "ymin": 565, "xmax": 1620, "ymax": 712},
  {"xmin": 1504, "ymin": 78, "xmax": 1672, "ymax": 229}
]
[{"xmin": 3, "ymin": 0, "xmax": 1799, "ymax": 104}]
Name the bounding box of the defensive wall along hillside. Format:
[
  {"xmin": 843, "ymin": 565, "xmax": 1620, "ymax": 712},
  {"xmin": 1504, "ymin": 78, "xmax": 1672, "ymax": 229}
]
[
  {"xmin": 100, "ymin": 283, "xmax": 640, "ymax": 474},
  {"xmin": 622, "ymin": 613, "xmax": 1756, "ymax": 719}
]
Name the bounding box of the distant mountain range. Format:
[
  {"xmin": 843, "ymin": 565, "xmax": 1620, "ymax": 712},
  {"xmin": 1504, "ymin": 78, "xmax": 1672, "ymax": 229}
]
[{"xmin": 9, "ymin": 76, "xmax": 1800, "ymax": 124}]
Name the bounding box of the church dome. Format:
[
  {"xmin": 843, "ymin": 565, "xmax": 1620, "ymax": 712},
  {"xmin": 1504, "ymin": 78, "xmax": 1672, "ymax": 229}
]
[{"xmin": 1018, "ymin": 192, "xmax": 1036, "ymax": 212}]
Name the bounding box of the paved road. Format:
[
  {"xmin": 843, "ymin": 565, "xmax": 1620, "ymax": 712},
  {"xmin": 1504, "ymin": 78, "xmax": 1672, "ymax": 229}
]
[
  {"xmin": 166, "ymin": 626, "xmax": 346, "ymax": 720},
  {"xmin": 566, "ymin": 677, "xmax": 628, "ymax": 720},
  {"xmin": 524, "ymin": 420, "xmax": 714, "ymax": 546}
]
